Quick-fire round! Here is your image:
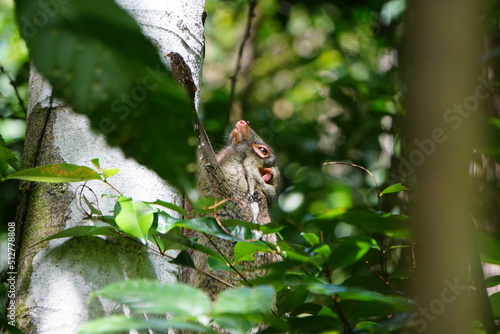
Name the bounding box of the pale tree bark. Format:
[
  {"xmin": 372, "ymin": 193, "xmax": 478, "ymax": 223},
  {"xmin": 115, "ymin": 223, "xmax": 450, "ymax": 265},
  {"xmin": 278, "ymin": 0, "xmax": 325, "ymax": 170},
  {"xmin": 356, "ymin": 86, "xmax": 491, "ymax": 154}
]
[{"xmin": 12, "ymin": 1, "xmax": 205, "ymax": 333}]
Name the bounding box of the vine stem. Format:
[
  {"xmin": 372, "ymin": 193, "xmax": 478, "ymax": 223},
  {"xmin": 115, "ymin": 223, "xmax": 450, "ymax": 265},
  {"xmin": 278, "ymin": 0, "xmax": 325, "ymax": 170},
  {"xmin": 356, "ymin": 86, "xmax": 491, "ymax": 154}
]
[
  {"xmin": 323, "ymin": 161, "xmax": 382, "ymax": 211},
  {"xmin": 102, "ymin": 179, "xmax": 124, "ymax": 197},
  {"xmin": 0, "ymin": 66, "xmax": 27, "ymax": 114},
  {"xmin": 205, "ymin": 233, "xmax": 251, "ymax": 285},
  {"xmin": 226, "ymin": 0, "xmax": 258, "ymax": 125},
  {"xmin": 323, "ymin": 262, "xmax": 352, "ymax": 333}
]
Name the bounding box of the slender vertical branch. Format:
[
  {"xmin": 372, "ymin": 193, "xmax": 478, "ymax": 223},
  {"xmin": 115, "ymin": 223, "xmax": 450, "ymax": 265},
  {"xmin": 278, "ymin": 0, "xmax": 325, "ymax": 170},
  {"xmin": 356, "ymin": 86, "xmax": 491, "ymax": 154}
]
[
  {"xmin": 323, "ymin": 258, "xmax": 352, "ymax": 333},
  {"xmin": 0, "ymin": 66, "xmax": 27, "ymax": 115},
  {"xmin": 226, "ymin": 0, "xmax": 257, "ymax": 126}
]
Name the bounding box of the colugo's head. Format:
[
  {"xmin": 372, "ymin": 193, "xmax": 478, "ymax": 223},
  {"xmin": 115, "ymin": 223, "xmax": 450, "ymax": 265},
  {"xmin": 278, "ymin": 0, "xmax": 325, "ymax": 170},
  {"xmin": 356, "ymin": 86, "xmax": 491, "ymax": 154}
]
[{"xmin": 223, "ymin": 120, "xmax": 280, "ymax": 201}]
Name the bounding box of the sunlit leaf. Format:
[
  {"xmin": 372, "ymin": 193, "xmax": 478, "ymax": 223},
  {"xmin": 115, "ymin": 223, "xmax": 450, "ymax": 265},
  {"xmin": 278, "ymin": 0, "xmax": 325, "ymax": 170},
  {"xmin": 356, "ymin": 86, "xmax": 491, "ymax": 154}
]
[
  {"xmin": 114, "ymin": 197, "xmax": 155, "ymax": 244},
  {"xmin": 329, "ymin": 240, "xmax": 371, "ymax": 269},
  {"xmin": 302, "ymin": 232, "xmax": 320, "ymax": 246},
  {"xmin": 381, "ymin": 183, "xmax": 409, "ymax": 195},
  {"xmin": 101, "ymin": 168, "xmax": 119, "ymax": 179},
  {"xmin": 3, "ymin": 163, "xmax": 101, "ymax": 183},
  {"xmin": 90, "ymin": 158, "xmax": 100, "ymax": 169},
  {"xmin": 154, "ymin": 211, "xmax": 183, "ymax": 234}
]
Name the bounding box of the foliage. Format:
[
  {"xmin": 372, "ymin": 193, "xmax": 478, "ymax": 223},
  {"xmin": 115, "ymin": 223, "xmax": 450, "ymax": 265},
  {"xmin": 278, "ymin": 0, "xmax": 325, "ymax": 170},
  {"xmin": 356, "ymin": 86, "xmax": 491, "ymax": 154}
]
[
  {"xmin": 0, "ymin": 0, "xmax": 28, "ymax": 225},
  {"xmin": 3, "ymin": 162, "xmax": 416, "ymax": 333},
  {"xmin": 2, "ymin": 0, "xmax": 500, "ymax": 333},
  {"xmin": 14, "ymin": 0, "xmax": 196, "ymax": 193}
]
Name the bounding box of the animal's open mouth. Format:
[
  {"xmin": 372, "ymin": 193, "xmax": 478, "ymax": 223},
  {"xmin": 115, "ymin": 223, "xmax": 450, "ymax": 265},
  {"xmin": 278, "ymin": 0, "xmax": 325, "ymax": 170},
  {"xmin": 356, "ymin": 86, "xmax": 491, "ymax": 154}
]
[{"xmin": 260, "ymin": 168, "xmax": 274, "ymax": 184}]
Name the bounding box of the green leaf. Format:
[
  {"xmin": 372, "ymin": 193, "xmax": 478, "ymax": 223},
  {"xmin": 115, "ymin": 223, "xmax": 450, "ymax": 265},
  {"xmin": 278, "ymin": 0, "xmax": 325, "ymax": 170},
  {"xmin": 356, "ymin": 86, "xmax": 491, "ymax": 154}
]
[
  {"xmin": 309, "ymin": 244, "xmax": 332, "ymax": 266},
  {"xmin": 259, "ymin": 222, "xmax": 285, "ymax": 234},
  {"xmin": 276, "ymin": 286, "xmax": 309, "ymax": 315},
  {"xmin": 234, "ymin": 242, "xmax": 271, "ymax": 263},
  {"xmin": 90, "ymin": 158, "xmax": 100, "ymax": 169},
  {"xmin": 101, "ymin": 168, "xmax": 119, "ymax": 179},
  {"xmin": 114, "ymin": 197, "xmax": 154, "ymax": 244},
  {"xmin": 148, "ymin": 199, "xmax": 188, "ymax": 217},
  {"xmin": 154, "ymin": 211, "xmax": 183, "ymax": 234},
  {"xmin": 0, "ymin": 134, "xmax": 19, "ymax": 178},
  {"xmin": 33, "ymin": 226, "xmax": 116, "ymax": 246},
  {"xmin": 490, "ymin": 292, "xmax": 500, "ymax": 318},
  {"xmin": 381, "ymin": 183, "xmax": 409, "ymax": 194},
  {"xmin": 16, "ymin": 0, "xmax": 195, "ymax": 193},
  {"xmin": 3, "ymin": 163, "xmax": 101, "ymax": 182},
  {"xmin": 317, "ymin": 209, "xmax": 411, "ymax": 239},
  {"xmin": 329, "ymin": 239, "xmax": 371, "ymax": 269},
  {"xmin": 222, "ymin": 219, "xmax": 264, "ymax": 240},
  {"xmin": 180, "ymin": 217, "xmax": 231, "ymax": 238},
  {"xmin": 179, "ymin": 218, "xmax": 262, "ymax": 241},
  {"xmin": 208, "ymin": 256, "xmax": 232, "ymax": 271},
  {"xmin": 213, "ymin": 286, "xmax": 275, "ymax": 314},
  {"xmin": 191, "ymin": 197, "xmax": 227, "ymax": 215},
  {"xmin": 81, "ymin": 195, "xmax": 103, "ymax": 216},
  {"xmin": 302, "ymin": 232, "xmax": 320, "ymax": 246},
  {"xmin": 153, "ymin": 230, "xmax": 225, "ymax": 262},
  {"xmin": 77, "ymin": 315, "xmax": 215, "ymax": 334},
  {"xmin": 485, "ymin": 275, "xmax": 500, "ymax": 288},
  {"xmin": 211, "ymin": 314, "xmax": 262, "ymax": 334},
  {"xmin": 309, "ymin": 284, "xmax": 412, "ymax": 311},
  {"xmin": 477, "ymin": 229, "xmax": 500, "ymax": 265},
  {"xmin": 277, "ymin": 241, "xmax": 311, "ymax": 262},
  {"xmin": 171, "ymin": 250, "xmax": 196, "ymax": 269},
  {"xmin": 95, "ymin": 280, "xmax": 211, "ymax": 317},
  {"xmin": 356, "ymin": 321, "xmax": 382, "ymax": 332}
]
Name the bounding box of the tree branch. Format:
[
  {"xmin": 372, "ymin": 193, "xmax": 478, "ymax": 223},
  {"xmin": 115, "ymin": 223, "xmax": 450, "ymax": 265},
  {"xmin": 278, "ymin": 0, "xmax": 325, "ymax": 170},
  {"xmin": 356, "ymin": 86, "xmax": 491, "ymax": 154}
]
[{"xmin": 226, "ymin": 0, "xmax": 257, "ymax": 126}]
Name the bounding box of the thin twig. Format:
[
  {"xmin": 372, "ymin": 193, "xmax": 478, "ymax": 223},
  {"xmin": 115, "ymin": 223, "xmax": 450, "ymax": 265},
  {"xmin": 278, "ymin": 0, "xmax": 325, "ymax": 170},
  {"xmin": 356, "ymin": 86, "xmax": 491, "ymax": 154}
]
[
  {"xmin": 0, "ymin": 66, "xmax": 27, "ymax": 115},
  {"xmin": 323, "ymin": 261, "xmax": 352, "ymax": 332},
  {"xmin": 196, "ymin": 265, "xmax": 236, "ymax": 289},
  {"xmin": 208, "ymin": 197, "xmax": 263, "ymax": 242},
  {"xmin": 102, "ymin": 179, "xmax": 124, "ymax": 196},
  {"xmin": 323, "ymin": 161, "xmax": 382, "ymax": 211},
  {"xmin": 205, "ymin": 233, "xmax": 252, "ymax": 285},
  {"xmin": 366, "ymin": 260, "xmax": 395, "ymax": 291},
  {"xmin": 226, "ymin": 0, "xmax": 258, "ymax": 126}
]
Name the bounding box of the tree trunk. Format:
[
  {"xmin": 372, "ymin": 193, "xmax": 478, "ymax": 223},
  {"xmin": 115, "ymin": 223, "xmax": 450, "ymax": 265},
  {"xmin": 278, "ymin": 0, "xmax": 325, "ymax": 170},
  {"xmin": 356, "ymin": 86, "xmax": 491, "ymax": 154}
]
[
  {"xmin": 404, "ymin": 0, "xmax": 490, "ymax": 332},
  {"xmin": 11, "ymin": 1, "xmax": 205, "ymax": 333}
]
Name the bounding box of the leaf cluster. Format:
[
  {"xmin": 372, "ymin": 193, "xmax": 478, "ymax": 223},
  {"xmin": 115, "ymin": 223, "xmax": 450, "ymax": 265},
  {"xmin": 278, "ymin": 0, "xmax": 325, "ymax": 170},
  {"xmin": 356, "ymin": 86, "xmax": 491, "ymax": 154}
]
[{"xmin": 4, "ymin": 162, "xmax": 415, "ymax": 333}]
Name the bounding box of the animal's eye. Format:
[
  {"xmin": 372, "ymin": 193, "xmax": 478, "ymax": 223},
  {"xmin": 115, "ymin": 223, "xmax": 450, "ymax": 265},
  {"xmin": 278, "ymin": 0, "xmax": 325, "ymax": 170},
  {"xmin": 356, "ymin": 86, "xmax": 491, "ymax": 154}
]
[{"xmin": 252, "ymin": 144, "xmax": 271, "ymax": 159}]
